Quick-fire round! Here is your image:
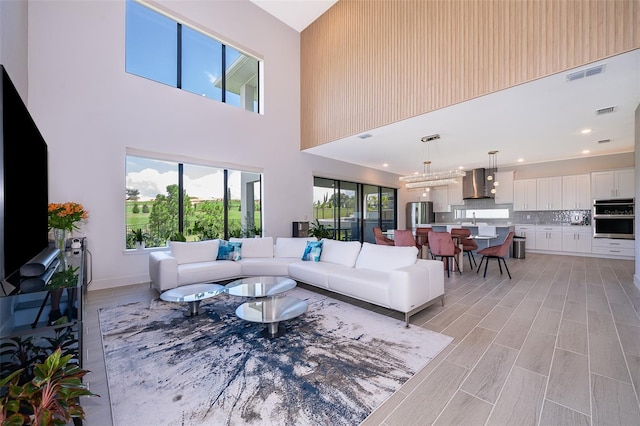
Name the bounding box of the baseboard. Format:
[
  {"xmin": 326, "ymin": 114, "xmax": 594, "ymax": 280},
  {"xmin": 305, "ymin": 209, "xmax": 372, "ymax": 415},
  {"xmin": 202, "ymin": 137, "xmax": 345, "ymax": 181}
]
[{"xmin": 87, "ymin": 274, "xmax": 149, "ymax": 291}]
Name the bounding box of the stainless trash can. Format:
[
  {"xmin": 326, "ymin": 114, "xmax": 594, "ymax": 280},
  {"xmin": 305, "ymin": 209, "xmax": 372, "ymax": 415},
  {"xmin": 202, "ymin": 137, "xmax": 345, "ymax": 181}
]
[{"xmin": 512, "ymin": 236, "xmax": 526, "ymax": 259}]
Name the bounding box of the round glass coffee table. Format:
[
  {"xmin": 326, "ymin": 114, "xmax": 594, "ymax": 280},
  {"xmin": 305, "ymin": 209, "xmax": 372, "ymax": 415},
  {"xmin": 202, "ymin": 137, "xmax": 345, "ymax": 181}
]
[
  {"xmin": 160, "ymin": 283, "xmax": 225, "ymax": 317},
  {"xmin": 235, "ymin": 295, "xmax": 308, "ymax": 338},
  {"xmin": 224, "ymin": 276, "xmax": 296, "ymax": 298},
  {"xmin": 225, "ymin": 276, "xmax": 306, "ymax": 338}
]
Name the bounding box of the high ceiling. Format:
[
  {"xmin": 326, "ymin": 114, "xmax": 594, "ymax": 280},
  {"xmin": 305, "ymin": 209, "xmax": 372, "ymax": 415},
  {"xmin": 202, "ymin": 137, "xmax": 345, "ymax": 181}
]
[{"xmin": 252, "ymin": 1, "xmax": 640, "ymax": 176}]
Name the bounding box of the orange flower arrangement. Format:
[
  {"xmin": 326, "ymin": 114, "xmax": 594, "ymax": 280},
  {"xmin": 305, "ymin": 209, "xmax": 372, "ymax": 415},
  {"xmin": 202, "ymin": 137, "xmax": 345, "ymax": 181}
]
[{"xmin": 48, "ymin": 202, "xmax": 88, "ymax": 232}]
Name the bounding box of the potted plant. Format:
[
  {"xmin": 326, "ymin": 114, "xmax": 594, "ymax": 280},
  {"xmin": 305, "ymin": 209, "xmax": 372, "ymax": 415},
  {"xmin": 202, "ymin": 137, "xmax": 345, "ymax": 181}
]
[
  {"xmin": 308, "ymin": 219, "xmax": 334, "ymax": 240},
  {"xmin": 0, "ymin": 348, "xmax": 97, "ymax": 425},
  {"xmin": 132, "ymin": 228, "xmax": 146, "ymax": 250}
]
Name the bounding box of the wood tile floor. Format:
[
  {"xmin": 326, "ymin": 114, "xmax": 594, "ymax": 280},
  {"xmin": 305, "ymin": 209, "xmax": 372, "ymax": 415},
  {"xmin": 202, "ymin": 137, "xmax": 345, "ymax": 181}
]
[{"xmin": 80, "ymin": 253, "xmax": 640, "ymax": 425}]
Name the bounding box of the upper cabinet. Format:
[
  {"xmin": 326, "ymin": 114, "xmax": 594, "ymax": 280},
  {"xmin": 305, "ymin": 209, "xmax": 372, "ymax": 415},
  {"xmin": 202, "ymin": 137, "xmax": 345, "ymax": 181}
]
[
  {"xmin": 562, "ymin": 174, "xmax": 591, "ymax": 210},
  {"xmin": 448, "ymin": 180, "xmax": 464, "ymax": 206},
  {"xmin": 431, "ymin": 186, "xmax": 450, "ymax": 212},
  {"xmin": 536, "ymin": 176, "xmax": 563, "ymax": 210},
  {"xmin": 591, "ymin": 168, "xmax": 635, "ymax": 199},
  {"xmin": 513, "ymin": 179, "xmax": 537, "ymax": 211},
  {"xmin": 494, "ymin": 171, "xmax": 514, "ymax": 204}
]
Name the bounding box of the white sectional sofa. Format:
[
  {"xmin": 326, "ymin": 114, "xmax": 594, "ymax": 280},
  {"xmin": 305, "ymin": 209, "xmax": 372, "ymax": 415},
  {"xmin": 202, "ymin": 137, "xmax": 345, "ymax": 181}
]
[{"xmin": 148, "ymin": 237, "xmax": 445, "ymax": 326}]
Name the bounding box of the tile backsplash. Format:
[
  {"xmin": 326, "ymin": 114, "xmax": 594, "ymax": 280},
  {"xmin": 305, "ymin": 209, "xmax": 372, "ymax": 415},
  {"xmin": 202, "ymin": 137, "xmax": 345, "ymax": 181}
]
[{"xmin": 437, "ymin": 198, "xmax": 591, "ymax": 225}]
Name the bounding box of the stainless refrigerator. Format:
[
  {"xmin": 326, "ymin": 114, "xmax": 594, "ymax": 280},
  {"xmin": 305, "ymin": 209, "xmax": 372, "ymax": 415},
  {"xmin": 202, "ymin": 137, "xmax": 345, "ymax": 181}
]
[{"xmin": 406, "ymin": 202, "xmax": 435, "ymax": 230}]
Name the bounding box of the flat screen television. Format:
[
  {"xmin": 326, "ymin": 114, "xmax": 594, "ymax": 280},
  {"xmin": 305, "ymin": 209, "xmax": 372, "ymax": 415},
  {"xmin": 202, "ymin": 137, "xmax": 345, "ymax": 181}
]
[{"xmin": 0, "ymin": 64, "xmax": 49, "ymax": 284}]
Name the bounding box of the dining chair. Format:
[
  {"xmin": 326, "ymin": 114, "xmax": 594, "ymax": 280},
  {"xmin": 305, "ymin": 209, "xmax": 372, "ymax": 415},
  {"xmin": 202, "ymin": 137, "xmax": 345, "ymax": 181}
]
[
  {"xmin": 476, "ymin": 231, "xmax": 515, "ymax": 279},
  {"xmin": 427, "ymin": 231, "xmax": 461, "ymax": 277},
  {"xmin": 414, "ymin": 227, "xmax": 430, "ymax": 258},
  {"xmin": 373, "ymin": 227, "xmax": 394, "ymax": 246},
  {"xmin": 392, "ymin": 229, "xmax": 417, "ymax": 248},
  {"xmin": 450, "ymin": 227, "xmax": 478, "ymax": 269}
]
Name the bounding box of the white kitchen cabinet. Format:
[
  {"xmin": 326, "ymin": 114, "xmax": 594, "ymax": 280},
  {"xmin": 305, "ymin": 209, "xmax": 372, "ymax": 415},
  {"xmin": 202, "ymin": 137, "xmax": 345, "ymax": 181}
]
[
  {"xmin": 431, "ymin": 186, "xmax": 450, "ymax": 212},
  {"xmin": 562, "ymin": 174, "xmax": 592, "ymax": 210},
  {"xmin": 591, "ymin": 238, "xmax": 634, "ymax": 257},
  {"xmin": 494, "ymin": 170, "xmax": 514, "ymax": 204},
  {"xmin": 536, "ymin": 225, "xmax": 562, "ymax": 251},
  {"xmin": 513, "ymin": 179, "xmax": 537, "ymax": 211},
  {"xmin": 591, "ymin": 168, "xmax": 635, "ymax": 199},
  {"xmin": 561, "ymin": 226, "xmax": 592, "ymax": 253},
  {"xmin": 515, "ymin": 225, "xmax": 536, "ymax": 250},
  {"xmin": 536, "ymin": 176, "xmax": 563, "ymax": 210},
  {"xmin": 448, "ymin": 180, "xmax": 464, "ymax": 206}
]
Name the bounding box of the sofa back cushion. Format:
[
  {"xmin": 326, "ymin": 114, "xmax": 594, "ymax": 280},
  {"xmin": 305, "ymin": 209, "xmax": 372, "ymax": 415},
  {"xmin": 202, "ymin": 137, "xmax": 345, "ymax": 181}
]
[
  {"xmin": 229, "ymin": 237, "xmax": 274, "ymax": 258},
  {"xmin": 319, "ymin": 239, "xmax": 362, "ymax": 267},
  {"xmin": 274, "ymin": 237, "xmax": 317, "ymax": 258},
  {"xmin": 170, "ymin": 240, "xmax": 220, "ymax": 265},
  {"xmin": 355, "ymin": 242, "xmax": 417, "ymax": 272}
]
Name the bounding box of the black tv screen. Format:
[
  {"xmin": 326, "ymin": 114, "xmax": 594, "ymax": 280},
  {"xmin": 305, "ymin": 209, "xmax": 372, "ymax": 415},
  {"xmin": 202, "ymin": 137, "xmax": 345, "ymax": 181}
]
[{"xmin": 0, "ymin": 64, "xmax": 49, "ymax": 281}]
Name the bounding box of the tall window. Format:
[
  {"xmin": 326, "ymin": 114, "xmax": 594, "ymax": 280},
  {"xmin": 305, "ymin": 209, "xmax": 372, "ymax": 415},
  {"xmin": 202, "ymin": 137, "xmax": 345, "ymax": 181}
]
[
  {"xmin": 125, "ymin": 0, "xmax": 260, "ymax": 113},
  {"xmin": 313, "ymin": 177, "xmax": 397, "ymax": 243},
  {"xmin": 125, "ymin": 155, "xmax": 262, "ymax": 249}
]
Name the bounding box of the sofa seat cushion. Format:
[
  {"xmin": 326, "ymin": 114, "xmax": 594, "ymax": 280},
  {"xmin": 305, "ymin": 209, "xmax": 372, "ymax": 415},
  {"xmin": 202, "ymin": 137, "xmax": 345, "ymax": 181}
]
[
  {"xmin": 230, "ymin": 237, "xmax": 274, "ymax": 258},
  {"xmin": 274, "ymin": 237, "xmax": 317, "ymax": 258},
  {"xmin": 319, "ymin": 239, "xmax": 362, "ymax": 267},
  {"xmin": 176, "ymin": 260, "xmax": 241, "ymax": 286},
  {"xmin": 327, "ymin": 268, "xmax": 391, "ymax": 307},
  {"xmin": 355, "ymin": 242, "xmax": 418, "ymax": 272},
  {"xmin": 288, "ymin": 261, "xmax": 350, "ymax": 289},
  {"xmin": 170, "ymin": 240, "xmax": 220, "ymax": 265},
  {"xmin": 238, "ymin": 257, "xmax": 297, "ymax": 277}
]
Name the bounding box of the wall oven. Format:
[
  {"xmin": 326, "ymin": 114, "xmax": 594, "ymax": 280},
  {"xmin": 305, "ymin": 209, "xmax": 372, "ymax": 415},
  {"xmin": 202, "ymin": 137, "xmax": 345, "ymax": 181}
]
[{"xmin": 593, "ymin": 198, "xmax": 634, "ymax": 239}]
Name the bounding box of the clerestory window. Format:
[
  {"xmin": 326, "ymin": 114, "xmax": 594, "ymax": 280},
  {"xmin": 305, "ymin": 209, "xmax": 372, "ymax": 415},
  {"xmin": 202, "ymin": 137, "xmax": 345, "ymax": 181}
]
[{"xmin": 125, "ymin": 0, "xmax": 260, "ymax": 113}]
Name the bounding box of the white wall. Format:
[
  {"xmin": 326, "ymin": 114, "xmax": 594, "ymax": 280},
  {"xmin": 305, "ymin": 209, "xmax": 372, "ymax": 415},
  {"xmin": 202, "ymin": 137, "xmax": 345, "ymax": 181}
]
[
  {"xmin": 0, "ymin": 0, "xmax": 29, "ymax": 98},
  {"xmin": 12, "ymin": 0, "xmax": 398, "ymax": 290}
]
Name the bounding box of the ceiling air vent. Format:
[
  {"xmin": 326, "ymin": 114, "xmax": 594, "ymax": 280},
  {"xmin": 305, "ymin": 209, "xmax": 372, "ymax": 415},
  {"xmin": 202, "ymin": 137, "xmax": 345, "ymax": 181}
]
[
  {"xmin": 566, "ymin": 64, "xmax": 606, "ymax": 82},
  {"xmin": 597, "ymin": 139, "xmax": 611, "ymax": 144},
  {"xmin": 596, "ymin": 106, "xmax": 616, "ymax": 115}
]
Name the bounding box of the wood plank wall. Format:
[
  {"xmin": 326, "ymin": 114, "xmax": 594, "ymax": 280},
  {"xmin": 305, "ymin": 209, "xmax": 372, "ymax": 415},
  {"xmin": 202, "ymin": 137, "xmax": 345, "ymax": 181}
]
[{"xmin": 300, "ymin": 0, "xmax": 640, "ymax": 150}]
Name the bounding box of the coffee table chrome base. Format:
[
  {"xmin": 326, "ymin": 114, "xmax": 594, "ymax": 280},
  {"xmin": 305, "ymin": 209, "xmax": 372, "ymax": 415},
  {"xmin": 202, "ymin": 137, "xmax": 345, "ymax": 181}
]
[
  {"xmin": 185, "ymin": 301, "xmax": 202, "ymax": 317},
  {"xmin": 262, "ymin": 323, "xmax": 286, "ymax": 338}
]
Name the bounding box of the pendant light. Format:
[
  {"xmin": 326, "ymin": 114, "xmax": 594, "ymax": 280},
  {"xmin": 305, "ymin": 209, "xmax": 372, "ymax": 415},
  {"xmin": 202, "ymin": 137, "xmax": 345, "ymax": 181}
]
[
  {"xmin": 399, "ymin": 136, "xmax": 466, "ymax": 189},
  {"xmin": 487, "ymin": 150, "xmax": 499, "ymax": 194}
]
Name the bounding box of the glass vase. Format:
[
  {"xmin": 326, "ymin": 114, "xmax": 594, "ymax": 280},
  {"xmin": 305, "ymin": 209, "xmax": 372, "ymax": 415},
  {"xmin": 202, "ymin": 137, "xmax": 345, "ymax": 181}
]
[{"xmin": 52, "ymin": 228, "xmax": 68, "ymax": 270}]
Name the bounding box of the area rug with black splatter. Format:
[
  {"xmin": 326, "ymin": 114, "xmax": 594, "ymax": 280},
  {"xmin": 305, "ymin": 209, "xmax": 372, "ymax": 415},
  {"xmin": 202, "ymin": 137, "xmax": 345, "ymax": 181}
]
[{"xmin": 99, "ymin": 286, "xmax": 452, "ymax": 425}]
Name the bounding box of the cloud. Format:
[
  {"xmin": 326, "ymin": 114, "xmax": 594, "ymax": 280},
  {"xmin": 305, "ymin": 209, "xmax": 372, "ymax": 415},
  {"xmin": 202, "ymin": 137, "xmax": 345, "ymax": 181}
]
[{"xmin": 126, "ymin": 168, "xmax": 241, "ymax": 201}]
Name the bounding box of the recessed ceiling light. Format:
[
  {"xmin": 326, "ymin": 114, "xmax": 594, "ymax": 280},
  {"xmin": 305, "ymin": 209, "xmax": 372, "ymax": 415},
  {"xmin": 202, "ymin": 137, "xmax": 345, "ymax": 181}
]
[
  {"xmin": 383, "ymin": 163, "xmax": 388, "ymax": 167},
  {"xmin": 582, "ymin": 150, "xmax": 590, "ymax": 154},
  {"xmin": 517, "ymin": 158, "xmax": 524, "ymax": 163},
  {"xmin": 357, "ymin": 133, "xmax": 373, "ymax": 139},
  {"xmin": 458, "ymin": 166, "xmax": 464, "ymax": 170},
  {"xmin": 581, "ymin": 129, "xmax": 592, "ymax": 134}
]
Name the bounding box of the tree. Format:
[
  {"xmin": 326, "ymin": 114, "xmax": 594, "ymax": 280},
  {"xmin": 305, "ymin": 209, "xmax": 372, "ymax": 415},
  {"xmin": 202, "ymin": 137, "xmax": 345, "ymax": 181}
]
[
  {"xmin": 142, "ymin": 204, "xmax": 150, "ymax": 214},
  {"xmin": 126, "ymin": 188, "xmax": 140, "ymax": 201},
  {"xmin": 148, "ymin": 184, "xmax": 193, "ymax": 241},
  {"xmin": 190, "ymin": 200, "xmax": 224, "ymax": 240},
  {"xmin": 132, "ymin": 203, "xmax": 140, "ymax": 214}
]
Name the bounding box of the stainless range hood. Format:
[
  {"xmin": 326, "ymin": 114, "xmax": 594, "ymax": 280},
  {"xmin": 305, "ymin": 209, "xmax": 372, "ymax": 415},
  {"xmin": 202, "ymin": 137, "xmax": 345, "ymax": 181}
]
[{"xmin": 463, "ymin": 168, "xmax": 494, "ymax": 199}]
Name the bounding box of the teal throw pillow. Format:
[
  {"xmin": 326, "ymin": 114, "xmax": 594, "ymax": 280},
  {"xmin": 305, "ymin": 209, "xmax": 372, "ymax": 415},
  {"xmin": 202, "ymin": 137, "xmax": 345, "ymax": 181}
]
[
  {"xmin": 301, "ymin": 241, "xmax": 323, "ymax": 262},
  {"xmin": 217, "ymin": 240, "xmax": 242, "ymax": 261}
]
